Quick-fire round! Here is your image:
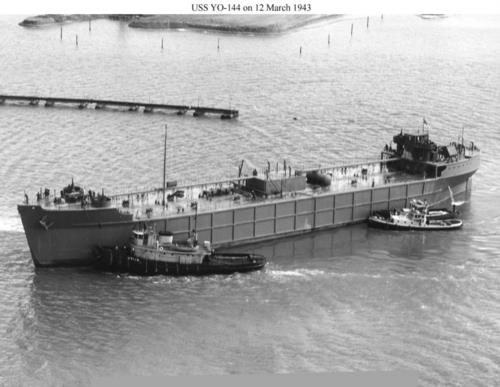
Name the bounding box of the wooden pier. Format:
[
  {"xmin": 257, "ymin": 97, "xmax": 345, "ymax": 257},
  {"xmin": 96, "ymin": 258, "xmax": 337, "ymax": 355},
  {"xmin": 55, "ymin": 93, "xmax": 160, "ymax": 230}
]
[{"xmin": 0, "ymin": 94, "xmax": 239, "ymax": 119}]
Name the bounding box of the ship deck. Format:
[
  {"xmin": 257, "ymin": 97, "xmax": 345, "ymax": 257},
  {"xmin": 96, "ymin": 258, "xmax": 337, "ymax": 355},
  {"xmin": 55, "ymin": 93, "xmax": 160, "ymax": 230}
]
[{"xmin": 33, "ymin": 157, "xmax": 426, "ymax": 219}]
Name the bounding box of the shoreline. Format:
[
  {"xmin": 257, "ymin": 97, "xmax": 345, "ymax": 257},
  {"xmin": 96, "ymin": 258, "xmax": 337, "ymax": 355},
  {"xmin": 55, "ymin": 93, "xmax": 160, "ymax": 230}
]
[{"xmin": 19, "ymin": 14, "xmax": 342, "ymax": 34}]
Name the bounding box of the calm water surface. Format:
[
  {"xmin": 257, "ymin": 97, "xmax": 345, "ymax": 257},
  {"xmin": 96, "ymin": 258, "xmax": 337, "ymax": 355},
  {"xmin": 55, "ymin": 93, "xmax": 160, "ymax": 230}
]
[{"xmin": 0, "ymin": 15, "xmax": 499, "ymax": 386}]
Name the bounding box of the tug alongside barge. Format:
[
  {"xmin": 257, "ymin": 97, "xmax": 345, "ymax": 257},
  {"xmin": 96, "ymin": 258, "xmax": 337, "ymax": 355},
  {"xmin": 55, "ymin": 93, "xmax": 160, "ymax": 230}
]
[
  {"xmin": 368, "ymin": 199, "xmax": 463, "ymax": 231},
  {"xmin": 18, "ymin": 128, "xmax": 480, "ymax": 267},
  {"xmin": 95, "ymin": 229, "xmax": 266, "ymax": 276}
]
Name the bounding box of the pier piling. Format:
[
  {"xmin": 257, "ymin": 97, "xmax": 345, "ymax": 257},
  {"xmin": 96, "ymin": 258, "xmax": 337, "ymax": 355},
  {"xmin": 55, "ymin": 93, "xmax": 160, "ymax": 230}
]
[
  {"xmin": 89, "ymin": 19, "xmax": 91, "ymax": 32},
  {"xmin": 351, "ymin": 23, "xmax": 354, "ymax": 36},
  {"xmin": 60, "ymin": 26, "xmax": 62, "ymax": 40},
  {"xmin": 367, "ymin": 16, "xmax": 370, "ymax": 28},
  {"xmin": 76, "ymin": 34, "xmax": 78, "ymax": 47},
  {"xmin": 300, "ymin": 46, "xmax": 302, "ymax": 55},
  {"xmin": 328, "ymin": 33, "xmax": 330, "ymax": 46},
  {"xmin": 217, "ymin": 38, "xmax": 220, "ymax": 51},
  {"xmin": 161, "ymin": 38, "xmax": 164, "ymax": 50}
]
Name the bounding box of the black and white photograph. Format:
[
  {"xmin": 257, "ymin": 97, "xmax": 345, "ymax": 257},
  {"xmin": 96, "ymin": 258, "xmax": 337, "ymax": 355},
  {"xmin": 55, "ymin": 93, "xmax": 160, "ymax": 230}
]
[{"xmin": 0, "ymin": 2, "xmax": 499, "ymax": 386}]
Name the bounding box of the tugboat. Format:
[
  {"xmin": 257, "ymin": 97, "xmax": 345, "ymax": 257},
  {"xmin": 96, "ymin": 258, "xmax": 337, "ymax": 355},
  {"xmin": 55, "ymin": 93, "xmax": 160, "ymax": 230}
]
[
  {"xmin": 368, "ymin": 201, "xmax": 463, "ymax": 231},
  {"xmin": 94, "ymin": 228, "xmax": 267, "ymax": 276}
]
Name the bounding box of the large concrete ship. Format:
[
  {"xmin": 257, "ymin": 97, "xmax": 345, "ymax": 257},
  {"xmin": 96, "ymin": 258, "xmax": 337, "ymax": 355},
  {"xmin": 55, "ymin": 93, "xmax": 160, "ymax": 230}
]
[{"xmin": 18, "ymin": 129, "xmax": 480, "ymax": 267}]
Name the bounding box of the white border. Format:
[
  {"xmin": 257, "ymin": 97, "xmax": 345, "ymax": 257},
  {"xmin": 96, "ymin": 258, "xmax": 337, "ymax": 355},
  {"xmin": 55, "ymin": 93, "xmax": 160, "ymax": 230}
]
[{"xmin": 1, "ymin": 0, "xmax": 500, "ymax": 15}]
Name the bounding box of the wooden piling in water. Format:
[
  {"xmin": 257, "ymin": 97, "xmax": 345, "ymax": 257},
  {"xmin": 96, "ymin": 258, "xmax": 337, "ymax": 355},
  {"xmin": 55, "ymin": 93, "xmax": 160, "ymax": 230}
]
[
  {"xmin": 161, "ymin": 38, "xmax": 164, "ymax": 50},
  {"xmin": 351, "ymin": 23, "xmax": 354, "ymax": 36},
  {"xmin": 60, "ymin": 26, "xmax": 62, "ymax": 40},
  {"xmin": 217, "ymin": 38, "xmax": 220, "ymax": 51},
  {"xmin": 367, "ymin": 16, "xmax": 370, "ymax": 28},
  {"xmin": 89, "ymin": 19, "xmax": 91, "ymax": 31},
  {"xmin": 328, "ymin": 33, "xmax": 330, "ymax": 46},
  {"xmin": 299, "ymin": 46, "xmax": 302, "ymax": 55},
  {"xmin": 76, "ymin": 34, "xmax": 78, "ymax": 46}
]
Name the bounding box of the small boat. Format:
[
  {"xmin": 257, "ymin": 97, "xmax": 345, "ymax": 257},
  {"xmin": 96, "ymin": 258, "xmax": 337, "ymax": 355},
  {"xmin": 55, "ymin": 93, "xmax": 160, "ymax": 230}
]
[
  {"xmin": 94, "ymin": 229, "xmax": 266, "ymax": 276},
  {"xmin": 368, "ymin": 203, "xmax": 463, "ymax": 231},
  {"xmin": 371, "ymin": 199, "xmax": 458, "ymax": 223}
]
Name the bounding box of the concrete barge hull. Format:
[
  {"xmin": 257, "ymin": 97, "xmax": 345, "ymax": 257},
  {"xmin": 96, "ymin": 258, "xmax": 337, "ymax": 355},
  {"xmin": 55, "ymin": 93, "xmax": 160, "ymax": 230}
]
[
  {"xmin": 17, "ymin": 205, "xmax": 134, "ymax": 266},
  {"xmin": 18, "ymin": 173, "xmax": 474, "ymax": 267},
  {"xmin": 166, "ymin": 174, "xmax": 473, "ymax": 245}
]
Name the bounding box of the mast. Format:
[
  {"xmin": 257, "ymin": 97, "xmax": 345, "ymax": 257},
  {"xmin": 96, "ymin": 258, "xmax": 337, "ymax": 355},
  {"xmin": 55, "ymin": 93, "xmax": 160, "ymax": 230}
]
[
  {"xmin": 194, "ymin": 201, "xmax": 198, "ymax": 243},
  {"xmin": 461, "ymin": 125, "xmax": 465, "ymax": 154},
  {"xmin": 162, "ymin": 124, "xmax": 167, "ymax": 209}
]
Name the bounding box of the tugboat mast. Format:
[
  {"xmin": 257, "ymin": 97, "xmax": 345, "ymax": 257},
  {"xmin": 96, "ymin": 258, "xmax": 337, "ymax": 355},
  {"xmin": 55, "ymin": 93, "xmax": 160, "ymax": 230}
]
[{"xmin": 162, "ymin": 124, "xmax": 167, "ymax": 209}]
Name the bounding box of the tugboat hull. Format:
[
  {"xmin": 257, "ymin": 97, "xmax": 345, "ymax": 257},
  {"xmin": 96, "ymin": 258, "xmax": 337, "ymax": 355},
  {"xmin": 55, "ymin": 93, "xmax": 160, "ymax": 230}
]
[
  {"xmin": 94, "ymin": 246, "xmax": 266, "ymax": 276},
  {"xmin": 368, "ymin": 216, "xmax": 463, "ymax": 230}
]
